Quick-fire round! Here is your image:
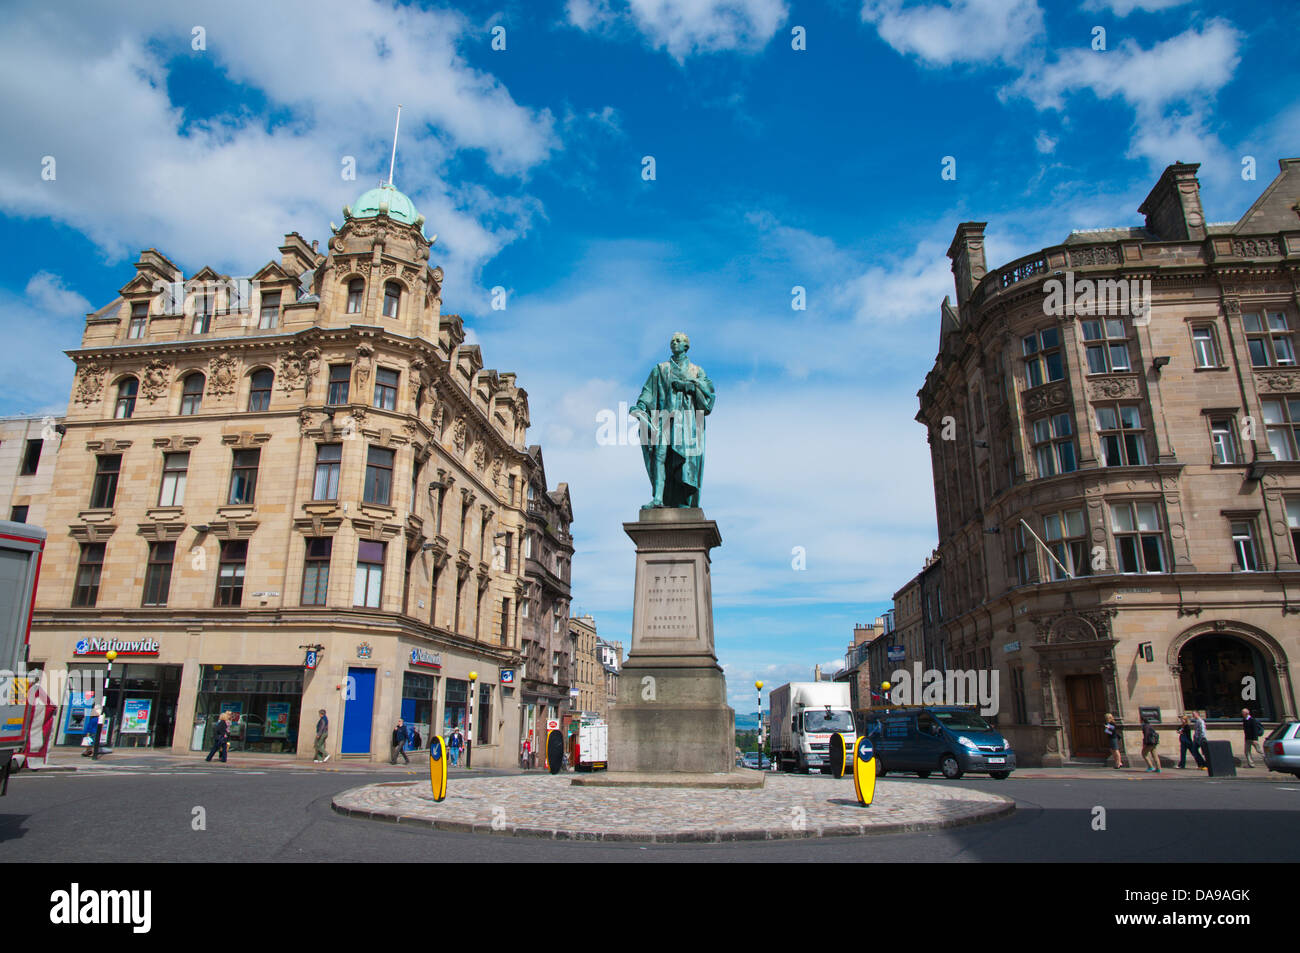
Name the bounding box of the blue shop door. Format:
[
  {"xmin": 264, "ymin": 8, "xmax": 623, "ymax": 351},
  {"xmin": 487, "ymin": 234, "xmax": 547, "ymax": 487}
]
[
  {"xmin": 342, "ymin": 668, "xmax": 376, "ymax": 754},
  {"xmin": 400, "ymin": 698, "xmax": 417, "ymax": 749}
]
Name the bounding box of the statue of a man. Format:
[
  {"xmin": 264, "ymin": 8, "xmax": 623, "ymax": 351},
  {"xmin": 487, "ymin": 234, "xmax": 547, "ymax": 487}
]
[{"xmin": 630, "ymin": 332, "xmax": 715, "ymax": 508}]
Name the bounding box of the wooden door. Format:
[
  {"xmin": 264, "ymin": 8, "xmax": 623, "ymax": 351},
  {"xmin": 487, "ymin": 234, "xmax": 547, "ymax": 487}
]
[{"xmin": 1065, "ymin": 674, "xmax": 1108, "ymax": 758}]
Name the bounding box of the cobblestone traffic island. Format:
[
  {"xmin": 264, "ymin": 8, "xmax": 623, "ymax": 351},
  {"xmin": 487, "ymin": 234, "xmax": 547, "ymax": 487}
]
[{"xmin": 332, "ymin": 774, "xmax": 1015, "ymax": 842}]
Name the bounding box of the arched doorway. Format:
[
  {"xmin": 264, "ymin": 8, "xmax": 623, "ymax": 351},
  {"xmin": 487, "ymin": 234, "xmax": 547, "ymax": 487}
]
[{"xmin": 1177, "ymin": 633, "xmax": 1278, "ymax": 721}]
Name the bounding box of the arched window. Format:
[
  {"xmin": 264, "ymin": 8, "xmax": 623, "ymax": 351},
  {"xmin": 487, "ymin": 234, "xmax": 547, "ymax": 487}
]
[
  {"xmin": 346, "ymin": 278, "xmax": 364, "ymax": 314},
  {"xmin": 383, "ymin": 281, "xmax": 401, "ymax": 318},
  {"xmin": 180, "ymin": 373, "xmax": 205, "ymax": 416},
  {"xmin": 114, "ymin": 377, "xmax": 138, "ymax": 419},
  {"xmin": 1179, "ymin": 634, "xmax": 1277, "ymax": 720},
  {"xmin": 248, "ymin": 368, "xmax": 274, "ymax": 411}
]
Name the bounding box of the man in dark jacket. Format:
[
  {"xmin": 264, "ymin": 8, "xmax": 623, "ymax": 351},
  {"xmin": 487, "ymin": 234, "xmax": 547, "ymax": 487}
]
[
  {"xmin": 314, "ymin": 709, "xmax": 330, "ymax": 763},
  {"xmin": 1241, "ymin": 708, "xmax": 1264, "ymax": 767},
  {"xmin": 390, "ymin": 720, "xmax": 410, "ymax": 765},
  {"xmin": 205, "ymin": 712, "xmax": 230, "ymax": 763}
]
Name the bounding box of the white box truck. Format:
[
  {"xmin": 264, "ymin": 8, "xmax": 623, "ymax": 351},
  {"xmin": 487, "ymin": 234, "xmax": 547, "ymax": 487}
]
[
  {"xmin": 769, "ymin": 682, "xmax": 856, "ymax": 773},
  {"xmin": 575, "ymin": 721, "xmax": 608, "ymax": 771},
  {"xmin": 0, "ymin": 520, "xmax": 46, "ymax": 792}
]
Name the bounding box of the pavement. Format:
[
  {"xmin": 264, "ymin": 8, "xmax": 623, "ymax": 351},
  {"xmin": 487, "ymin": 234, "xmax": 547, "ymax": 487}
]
[{"xmin": 331, "ymin": 773, "xmax": 1016, "ymax": 841}]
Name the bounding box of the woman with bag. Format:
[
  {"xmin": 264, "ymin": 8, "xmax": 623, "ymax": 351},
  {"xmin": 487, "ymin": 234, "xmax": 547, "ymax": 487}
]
[{"xmin": 1104, "ymin": 713, "xmax": 1122, "ymax": 769}]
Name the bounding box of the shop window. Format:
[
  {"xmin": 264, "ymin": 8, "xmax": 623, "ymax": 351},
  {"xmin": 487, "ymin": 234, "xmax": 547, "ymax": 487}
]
[
  {"xmin": 313, "ymin": 444, "xmax": 341, "ymax": 501},
  {"xmin": 115, "ymin": 377, "xmax": 138, "ymax": 419},
  {"xmin": 346, "ymin": 278, "xmax": 364, "ymax": 314},
  {"xmin": 354, "ymin": 540, "xmax": 385, "ymax": 608},
  {"xmin": 258, "ymin": 291, "xmax": 280, "ymax": 330},
  {"xmin": 142, "ymin": 541, "xmax": 175, "ymax": 607},
  {"xmin": 478, "ymin": 683, "xmax": 492, "ymax": 744},
  {"xmin": 1179, "ymin": 634, "xmax": 1276, "ymax": 720},
  {"xmin": 90, "ymin": 454, "xmax": 121, "ymax": 509},
  {"xmin": 443, "ymin": 678, "xmax": 468, "ymax": 736},
  {"xmin": 73, "ymin": 542, "xmax": 105, "ymax": 607},
  {"xmin": 301, "ymin": 537, "xmax": 331, "ymax": 605},
  {"xmin": 373, "ymin": 367, "xmax": 398, "ymax": 410},
  {"xmin": 364, "ymin": 446, "xmax": 394, "ymax": 505},
  {"xmin": 180, "ymin": 373, "xmax": 204, "ymax": 416},
  {"xmin": 196, "ymin": 665, "xmax": 304, "ymax": 754},
  {"xmin": 327, "ymin": 364, "xmax": 351, "ymax": 405},
  {"xmin": 158, "ymin": 452, "xmax": 188, "ymax": 507},
  {"xmin": 216, "ymin": 540, "xmax": 247, "ymax": 606},
  {"xmin": 247, "ymin": 369, "xmax": 273, "ymax": 411},
  {"xmin": 227, "ymin": 449, "xmax": 260, "ymax": 505}
]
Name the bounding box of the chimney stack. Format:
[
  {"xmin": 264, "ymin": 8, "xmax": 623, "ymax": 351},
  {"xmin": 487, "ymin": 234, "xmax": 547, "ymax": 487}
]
[
  {"xmin": 947, "ymin": 222, "xmax": 988, "ymax": 308},
  {"xmin": 1138, "ymin": 162, "xmax": 1206, "ymax": 241}
]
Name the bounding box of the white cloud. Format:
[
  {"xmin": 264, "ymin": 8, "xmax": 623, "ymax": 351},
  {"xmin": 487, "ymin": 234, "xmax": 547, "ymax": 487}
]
[
  {"xmin": 0, "ymin": 273, "xmax": 90, "ymax": 417},
  {"xmin": 24, "ymin": 272, "xmax": 91, "ymax": 318},
  {"xmin": 1081, "ymin": 0, "xmax": 1192, "ymax": 15},
  {"xmin": 567, "ymin": 0, "xmax": 789, "ymax": 61},
  {"xmin": 1034, "ymin": 131, "xmax": 1057, "ymax": 154},
  {"xmin": 0, "ymin": 0, "xmax": 556, "ymax": 299},
  {"xmin": 861, "ymin": 0, "xmax": 1045, "ymax": 67}
]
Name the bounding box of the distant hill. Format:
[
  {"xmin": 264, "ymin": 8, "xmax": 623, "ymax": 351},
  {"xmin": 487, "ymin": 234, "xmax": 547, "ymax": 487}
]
[{"xmin": 734, "ymin": 711, "xmax": 769, "ymax": 731}]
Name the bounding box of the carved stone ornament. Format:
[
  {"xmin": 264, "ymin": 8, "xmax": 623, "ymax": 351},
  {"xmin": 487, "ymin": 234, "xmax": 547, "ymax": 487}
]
[
  {"xmin": 408, "ymin": 359, "xmax": 426, "ymax": 401},
  {"xmin": 73, "ymin": 361, "xmax": 107, "ymax": 406},
  {"xmin": 355, "ymin": 344, "xmax": 373, "ymax": 387},
  {"xmin": 299, "ymin": 409, "xmax": 314, "ymax": 435},
  {"xmin": 279, "ymin": 351, "xmax": 306, "ymax": 394},
  {"xmin": 207, "ymin": 352, "xmax": 239, "ymax": 397},
  {"xmin": 453, "ymin": 416, "xmax": 467, "ymax": 454},
  {"xmin": 303, "ymin": 348, "xmax": 321, "ymax": 390},
  {"xmin": 1256, "ymin": 371, "xmax": 1300, "ymax": 393},
  {"xmin": 1232, "ymin": 238, "xmax": 1280, "ymax": 258},
  {"xmin": 1022, "ymin": 383, "xmax": 1068, "ymax": 415},
  {"xmin": 140, "ymin": 359, "xmax": 172, "ymax": 402},
  {"xmin": 473, "ymin": 440, "xmax": 487, "ymax": 472},
  {"xmin": 1087, "ymin": 376, "xmax": 1140, "ymax": 400},
  {"xmin": 1068, "ymin": 245, "xmax": 1122, "ymax": 267},
  {"xmin": 491, "ymin": 457, "xmax": 503, "ymax": 488}
]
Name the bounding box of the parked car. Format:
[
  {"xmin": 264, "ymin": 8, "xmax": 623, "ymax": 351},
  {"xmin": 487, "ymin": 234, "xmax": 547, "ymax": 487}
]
[
  {"xmin": 742, "ymin": 751, "xmax": 771, "ymax": 770},
  {"xmin": 863, "ymin": 706, "xmax": 1015, "ymax": 779},
  {"xmin": 1264, "ymin": 720, "xmax": 1300, "ymax": 778}
]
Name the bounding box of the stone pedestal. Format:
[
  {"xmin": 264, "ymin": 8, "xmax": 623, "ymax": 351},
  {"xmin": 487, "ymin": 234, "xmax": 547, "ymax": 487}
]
[{"xmin": 608, "ymin": 508, "xmax": 734, "ymax": 774}]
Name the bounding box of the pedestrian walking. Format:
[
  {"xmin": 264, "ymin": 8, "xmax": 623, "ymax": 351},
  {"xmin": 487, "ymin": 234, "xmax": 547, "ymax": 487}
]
[
  {"xmin": 1194, "ymin": 711, "xmax": 1209, "ymax": 770},
  {"xmin": 314, "ymin": 709, "xmax": 330, "ymax": 763},
  {"xmin": 81, "ymin": 707, "xmax": 101, "ymax": 759},
  {"xmin": 411, "ymin": 728, "xmax": 422, "ymax": 751},
  {"xmin": 390, "ymin": 719, "xmax": 410, "ymax": 765},
  {"xmin": 1242, "ymin": 708, "xmax": 1265, "ymax": 767},
  {"xmin": 1104, "ymin": 713, "xmax": 1122, "ymax": 768},
  {"xmin": 1177, "ymin": 713, "xmax": 1205, "ymax": 769},
  {"xmin": 205, "ymin": 711, "xmax": 230, "ymax": 763},
  {"xmin": 1140, "ymin": 717, "xmax": 1161, "ymax": 772},
  {"xmin": 448, "ymin": 727, "xmax": 463, "ymax": 766},
  {"xmin": 521, "ymin": 736, "xmax": 531, "ymax": 769}
]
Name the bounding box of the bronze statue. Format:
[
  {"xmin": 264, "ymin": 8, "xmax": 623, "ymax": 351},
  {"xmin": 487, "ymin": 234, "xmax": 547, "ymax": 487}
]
[{"xmin": 630, "ymin": 332, "xmax": 715, "ymax": 508}]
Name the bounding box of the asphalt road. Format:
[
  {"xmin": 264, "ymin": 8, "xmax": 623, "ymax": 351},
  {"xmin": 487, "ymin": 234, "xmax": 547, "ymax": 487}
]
[{"xmin": 4, "ymin": 764, "xmax": 1299, "ymax": 863}]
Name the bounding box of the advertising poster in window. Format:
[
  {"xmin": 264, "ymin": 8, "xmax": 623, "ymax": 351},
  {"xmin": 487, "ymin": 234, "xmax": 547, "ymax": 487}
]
[
  {"xmin": 121, "ymin": 698, "xmax": 152, "ymax": 734},
  {"xmin": 265, "ymin": 702, "xmax": 291, "ymax": 738}
]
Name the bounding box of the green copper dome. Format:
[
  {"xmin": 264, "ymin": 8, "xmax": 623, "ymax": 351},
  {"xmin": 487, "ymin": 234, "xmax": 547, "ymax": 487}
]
[{"xmin": 350, "ymin": 184, "xmax": 420, "ymax": 226}]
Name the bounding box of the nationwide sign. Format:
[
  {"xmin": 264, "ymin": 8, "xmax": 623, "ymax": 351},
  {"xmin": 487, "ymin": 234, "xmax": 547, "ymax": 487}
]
[
  {"xmin": 410, "ymin": 648, "xmax": 442, "ymax": 670},
  {"xmin": 74, "ymin": 638, "xmax": 160, "ymax": 657}
]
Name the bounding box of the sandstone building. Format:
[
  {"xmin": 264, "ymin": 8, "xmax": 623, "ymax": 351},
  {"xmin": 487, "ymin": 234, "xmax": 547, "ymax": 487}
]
[
  {"xmin": 917, "ymin": 158, "xmax": 1300, "ymax": 766},
  {"xmin": 1, "ymin": 414, "xmax": 64, "ymax": 527},
  {"xmin": 28, "ymin": 183, "xmax": 570, "ymax": 765}
]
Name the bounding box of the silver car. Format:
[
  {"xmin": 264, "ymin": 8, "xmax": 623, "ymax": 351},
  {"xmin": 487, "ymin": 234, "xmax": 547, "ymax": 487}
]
[{"xmin": 1264, "ymin": 721, "xmax": 1300, "ymax": 778}]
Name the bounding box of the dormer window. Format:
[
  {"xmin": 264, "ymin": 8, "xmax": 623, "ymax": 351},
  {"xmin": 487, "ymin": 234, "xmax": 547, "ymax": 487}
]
[
  {"xmin": 258, "ymin": 291, "xmax": 281, "ymax": 329},
  {"xmin": 191, "ymin": 292, "xmax": 213, "ymax": 334},
  {"xmin": 346, "ymin": 278, "xmax": 364, "ymax": 314},
  {"xmin": 383, "ymin": 281, "xmax": 401, "ymax": 318},
  {"xmin": 128, "ymin": 302, "xmax": 148, "ymax": 339}
]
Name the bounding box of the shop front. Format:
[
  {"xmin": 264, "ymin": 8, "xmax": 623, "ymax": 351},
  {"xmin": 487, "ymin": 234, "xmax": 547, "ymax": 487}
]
[
  {"xmin": 401, "ymin": 646, "xmax": 442, "ymax": 750},
  {"xmin": 192, "ymin": 665, "xmax": 305, "ymax": 754},
  {"xmin": 54, "ymin": 638, "xmax": 183, "ymax": 750}
]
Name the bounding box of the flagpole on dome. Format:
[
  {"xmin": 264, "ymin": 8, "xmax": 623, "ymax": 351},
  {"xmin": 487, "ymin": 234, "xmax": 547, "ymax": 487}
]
[{"xmin": 388, "ymin": 104, "xmax": 402, "ymax": 188}]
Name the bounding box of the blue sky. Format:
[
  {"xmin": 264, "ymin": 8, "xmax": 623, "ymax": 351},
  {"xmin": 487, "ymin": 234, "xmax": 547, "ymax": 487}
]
[{"xmin": 1, "ymin": 0, "xmax": 1297, "ymax": 711}]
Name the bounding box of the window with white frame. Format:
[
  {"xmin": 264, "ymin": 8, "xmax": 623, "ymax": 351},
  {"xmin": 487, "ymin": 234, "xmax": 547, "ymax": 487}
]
[
  {"xmin": 1081, "ymin": 318, "xmax": 1130, "ymax": 374},
  {"xmin": 1110, "ymin": 501, "xmax": 1165, "ymax": 573},
  {"xmin": 128, "ymin": 301, "xmax": 148, "ymax": 339},
  {"xmin": 1096, "ymin": 404, "xmax": 1146, "ymax": 466},
  {"xmin": 1191, "ymin": 324, "xmax": 1221, "ymax": 368},
  {"xmin": 354, "ymin": 540, "xmax": 385, "ymax": 608},
  {"xmin": 1244, "ymin": 311, "xmax": 1296, "ymax": 368},
  {"xmin": 1287, "ymin": 498, "xmax": 1300, "ymax": 561},
  {"xmin": 1044, "ymin": 508, "xmax": 1089, "ymax": 580},
  {"xmin": 1209, "ymin": 417, "xmax": 1240, "ymax": 465},
  {"xmin": 1262, "ymin": 397, "xmax": 1300, "ymax": 461},
  {"xmin": 1031, "ymin": 413, "xmax": 1077, "ymax": 477},
  {"xmin": 1230, "ymin": 520, "xmax": 1260, "ymax": 571},
  {"xmin": 1022, "ymin": 327, "xmax": 1064, "ymax": 388}
]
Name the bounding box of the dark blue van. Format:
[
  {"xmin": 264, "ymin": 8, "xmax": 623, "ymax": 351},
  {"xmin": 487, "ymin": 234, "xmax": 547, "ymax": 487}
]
[{"xmin": 863, "ymin": 707, "xmax": 1015, "ymax": 779}]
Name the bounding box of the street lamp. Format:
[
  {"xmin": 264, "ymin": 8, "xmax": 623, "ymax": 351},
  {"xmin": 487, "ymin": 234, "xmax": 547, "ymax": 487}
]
[
  {"xmin": 466, "ymin": 670, "xmax": 478, "ymax": 769},
  {"xmin": 755, "ymin": 680, "xmax": 764, "ymax": 767}
]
